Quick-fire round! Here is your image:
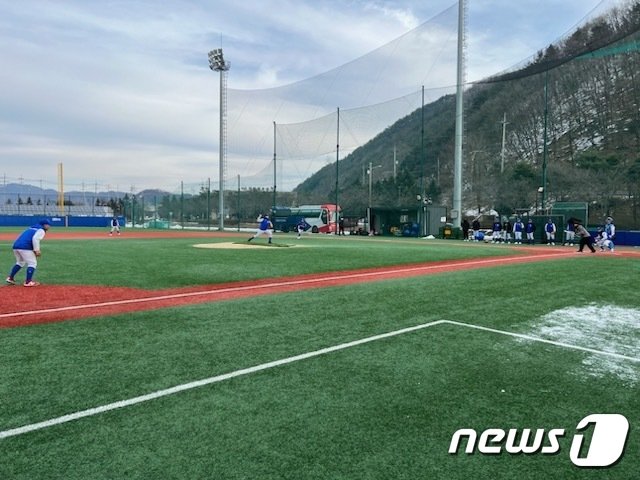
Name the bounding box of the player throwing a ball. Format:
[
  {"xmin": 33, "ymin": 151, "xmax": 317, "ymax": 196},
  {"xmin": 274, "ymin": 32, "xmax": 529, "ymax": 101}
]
[{"xmin": 248, "ymin": 214, "xmax": 273, "ymax": 244}]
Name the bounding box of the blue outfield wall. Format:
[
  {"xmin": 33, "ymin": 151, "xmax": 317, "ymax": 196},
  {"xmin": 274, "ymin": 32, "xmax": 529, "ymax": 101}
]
[
  {"xmin": 586, "ymin": 229, "xmax": 640, "ymax": 246},
  {"xmin": 608, "ymin": 230, "xmax": 640, "ymax": 247},
  {"xmin": 0, "ymin": 215, "xmax": 126, "ymax": 228}
]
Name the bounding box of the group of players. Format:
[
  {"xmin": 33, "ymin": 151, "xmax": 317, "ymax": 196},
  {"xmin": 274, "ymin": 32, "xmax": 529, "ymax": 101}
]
[
  {"xmin": 467, "ymin": 216, "xmax": 616, "ymax": 252},
  {"xmin": 3, "ymin": 214, "xmax": 617, "ymax": 287},
  {"xmin": 246, "ymin": 214, "xmax": 311, "ymax": 244}
]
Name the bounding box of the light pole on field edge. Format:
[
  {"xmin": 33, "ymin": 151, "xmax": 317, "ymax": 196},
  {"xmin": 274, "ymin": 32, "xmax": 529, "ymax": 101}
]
[{"xmin": 208, "ymin": 48, "xmax": 230, "ymax": 231}]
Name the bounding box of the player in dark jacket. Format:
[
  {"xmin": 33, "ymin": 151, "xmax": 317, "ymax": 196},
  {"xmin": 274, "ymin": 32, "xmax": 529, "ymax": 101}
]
[
  {"xmin": 502, "ymin": 219, "xmax": 513, "ymax": 244},
  {"xmin": 574, "ymin": 220, "xmax": 596, "ymax": 253},
  {"xmin": 471, "ymin": 219, "xmax": 481, "ymax": 242},
  {"xmin": 491, "ymin": 218, "xmax": 502, "ymax": 243}
]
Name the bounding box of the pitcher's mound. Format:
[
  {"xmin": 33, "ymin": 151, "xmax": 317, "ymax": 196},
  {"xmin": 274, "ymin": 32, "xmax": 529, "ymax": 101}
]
[{"xmin": 193, "ymin": 242, "xmax": 297, "ymax": 249}]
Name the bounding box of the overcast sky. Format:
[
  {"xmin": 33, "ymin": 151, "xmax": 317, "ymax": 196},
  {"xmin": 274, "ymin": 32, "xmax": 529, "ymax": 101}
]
[{"xmin": 0, "ymin": 0, "xmax": 622, "ymax": 192}]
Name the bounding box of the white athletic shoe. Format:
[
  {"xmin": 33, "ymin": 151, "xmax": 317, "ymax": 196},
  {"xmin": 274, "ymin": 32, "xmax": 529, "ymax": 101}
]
[
  {"xmin": 23, "ymin": 281, "xmax": 40, "ymax": 287},
  {"xmin": 5, "ymin": 277, "xmax": 16, "ymax": 285}
]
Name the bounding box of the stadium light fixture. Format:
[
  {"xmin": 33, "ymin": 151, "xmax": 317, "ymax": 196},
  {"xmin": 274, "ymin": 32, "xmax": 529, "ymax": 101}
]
[
  {"xmin": 537, "ymin": 186, "xmax": 544, "ymax": 214},
  {"xmin": 208, "ymin": 48, "xmax": 230, "ymax": 230}
]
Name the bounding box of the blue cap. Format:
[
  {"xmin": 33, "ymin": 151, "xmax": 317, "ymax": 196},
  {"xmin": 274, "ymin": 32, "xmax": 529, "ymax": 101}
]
[{"xmin": 39, "ymin": 219, "xmax": 51, "ymax": 226}]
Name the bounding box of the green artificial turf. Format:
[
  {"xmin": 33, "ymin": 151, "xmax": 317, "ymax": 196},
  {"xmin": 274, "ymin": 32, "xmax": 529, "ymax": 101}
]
[
  {"xmin": 2, "ymin": 232, "xmax": 517, "ymax": 288},
  {"xmin": 1, "ymin": 254, "xmax": 638, "ymax": 479}
]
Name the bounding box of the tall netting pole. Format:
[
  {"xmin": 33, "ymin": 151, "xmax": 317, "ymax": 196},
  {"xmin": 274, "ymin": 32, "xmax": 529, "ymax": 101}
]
[
  {"xmin": 207, "ymin": 177, "xmax": 211, "ymax": 231},
  {"xmin": 273, "ymin": 121, "xmax": 277, "ymax": 209},
  {"xmin": 335, "ymin": 107, "xmax": 340, "ymax": 234},
  {"xmin": 452, "ymin": 0, "xmax": 466, "ymax": 229}
]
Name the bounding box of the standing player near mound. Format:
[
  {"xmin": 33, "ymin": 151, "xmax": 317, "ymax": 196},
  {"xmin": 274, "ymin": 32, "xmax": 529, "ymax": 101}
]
[
  {"xmin": 109, "ymin": 216, "xmax": 121, "ymax": 236},
  {"xmin": 248, "ymin": 214, "xmax": 273, "ymax": 244},
  {"xmin": 6, "ymin": 219, "xmax": 51, "ymax": 287}
]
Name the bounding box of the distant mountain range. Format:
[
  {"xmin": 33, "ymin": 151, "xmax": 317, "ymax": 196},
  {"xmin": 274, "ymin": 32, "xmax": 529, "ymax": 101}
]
[{"xmin": 0, "ymin": 184, "xmax": 172, "ymax": 204}]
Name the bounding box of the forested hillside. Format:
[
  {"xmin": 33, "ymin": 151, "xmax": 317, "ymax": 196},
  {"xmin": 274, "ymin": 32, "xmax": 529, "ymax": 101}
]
[{"xmin": 294, "ymin": 1, "xmax": 640, "ymax": 228}]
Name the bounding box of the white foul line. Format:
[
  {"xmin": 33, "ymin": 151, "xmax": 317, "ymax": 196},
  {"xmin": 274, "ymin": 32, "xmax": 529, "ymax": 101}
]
[
  {"xmin": 440, "ymin": 320, "xmax": 640, "ymax": 363},
  {"xmin": 0, "ymin": 252, "xmax": 570, "ymax": 320},
  {"xmin": 4, "ymin": 316, "xmax": 635, "ymax": 440},
  {"xmin": 0, "ymin": 320, "xmax": 447, "ymax": 439}
]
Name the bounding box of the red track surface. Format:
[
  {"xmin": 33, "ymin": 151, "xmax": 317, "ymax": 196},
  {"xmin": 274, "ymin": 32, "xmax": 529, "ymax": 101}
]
[{"xmin": 0, "ymin": 230, "xmax": 631, "ymax": 328}]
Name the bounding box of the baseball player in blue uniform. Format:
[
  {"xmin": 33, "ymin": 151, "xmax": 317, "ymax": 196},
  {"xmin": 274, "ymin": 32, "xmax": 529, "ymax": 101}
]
[
  {"xmin": 593, "ymin": 224, "xmax": 615, "ymax": 252},
  {"xmin": 544, "ymin": 218, "xmax": 557, "ymax": 245},
  {"xmin": 605, "ymin": 216, "xmax": 615, "ymax": 240},
  {"xmin": 563, "ymin": 220, "xmax": 576, "ymax": 246},
  {"xmin": 248, "ymin": 214, "xmax": 273, "ymax": 244},
  {"xmin": 513, "ymin": 218, "xmax": 524, "ymax": 244},
  {"xmin": 109, "ymin": 216, "xmax": 121, "ymax": 236},
  {"xmin": 525, "ymin": 219, "xmax": 536, "ymax": 244},
  {"xmin": 6, "ymin": 219, "xmax": 51, "ymax": 287},
  {"xmin": 296, "ymin": 219, "xmax": 309, "ymax": 239}
]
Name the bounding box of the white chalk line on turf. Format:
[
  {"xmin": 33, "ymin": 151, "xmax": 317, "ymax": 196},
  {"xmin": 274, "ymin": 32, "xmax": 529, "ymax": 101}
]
[
  {"xmin": 0, "ymin": 320, "xmax": 448, "ymax": 439},
  {"xmin": 441, "ymin": 320, "xmax": 640, "ymax": 363},
  {"xmin": 0, "ymin": 252, "xmax": 571, "ymax": 319},
  {"xmin": 3, "ymin": 316, "xmax": 638, "ymax": 440}
]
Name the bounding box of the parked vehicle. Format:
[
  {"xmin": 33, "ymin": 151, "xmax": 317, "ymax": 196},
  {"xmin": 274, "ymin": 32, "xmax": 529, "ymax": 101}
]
[{"xmin": 271, "ymin": 204, "xmax": 341, "ymax": 233}]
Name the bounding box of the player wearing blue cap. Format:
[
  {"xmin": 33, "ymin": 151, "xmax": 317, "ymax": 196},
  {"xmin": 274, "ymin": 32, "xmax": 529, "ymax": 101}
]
[{"xmin": 6, "ymin": 219, "xmax": 51, "ymax": 286}]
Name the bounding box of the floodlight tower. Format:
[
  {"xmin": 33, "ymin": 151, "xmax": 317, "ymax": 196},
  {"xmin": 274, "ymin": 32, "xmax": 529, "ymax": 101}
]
[{"xmin": 208, "ymin": 48, "xmax": 230, "ymax": 230}]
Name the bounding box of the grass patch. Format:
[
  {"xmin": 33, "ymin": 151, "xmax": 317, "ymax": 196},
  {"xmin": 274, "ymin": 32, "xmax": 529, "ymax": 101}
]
[
  {"xmin": 2, "ymin": 233, "xmax": 517, "ymax": 288},
  {"xmin": 0, "ymin": 257, "xmax": 638, "ymax": 478}
]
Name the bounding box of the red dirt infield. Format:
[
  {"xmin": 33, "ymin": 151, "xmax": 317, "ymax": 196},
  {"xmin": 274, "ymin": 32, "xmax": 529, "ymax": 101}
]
[
  {"xmin": 0, "ymin": 229, "xmax": 240, "ymax": 242},
  {"xmin": 1, "ymin": 229, "xmax": 634, "ymax": 329}
]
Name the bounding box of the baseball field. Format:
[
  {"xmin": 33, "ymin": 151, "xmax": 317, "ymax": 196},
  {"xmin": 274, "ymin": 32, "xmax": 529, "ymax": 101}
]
[{"xmin": 0, "ymin": 228, "xmax": 638, "ymax": 479}]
